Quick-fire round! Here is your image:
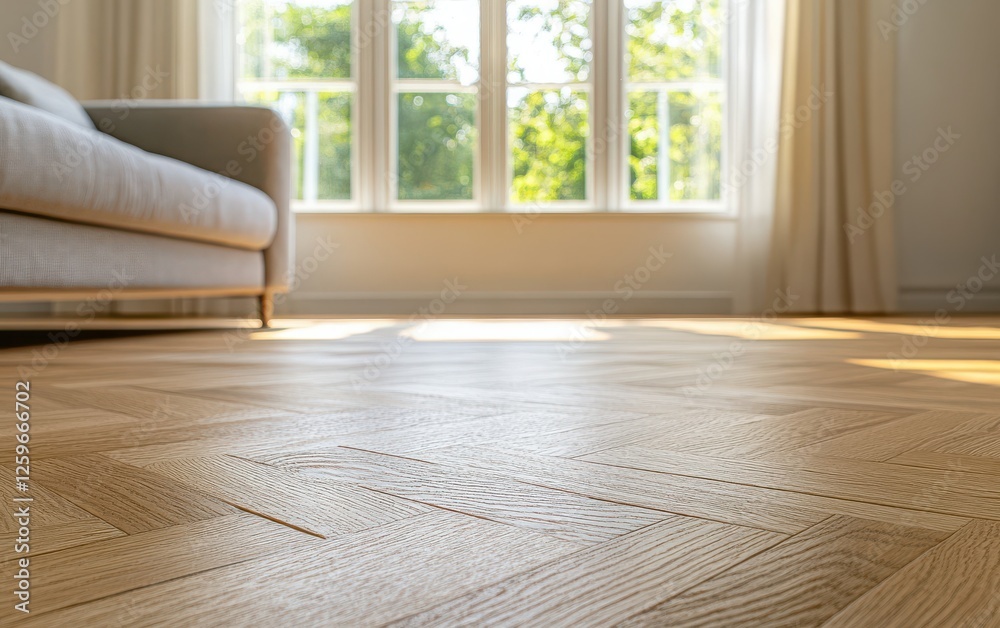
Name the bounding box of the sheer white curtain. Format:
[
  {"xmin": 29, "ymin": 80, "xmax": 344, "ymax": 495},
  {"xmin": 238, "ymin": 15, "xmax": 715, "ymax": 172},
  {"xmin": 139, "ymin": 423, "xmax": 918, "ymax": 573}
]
[
  {"xmin": 198, "ymin": 0, "xmax": 237, "ymax": 102},
  {"xmin": 730, "ymin": 0, "xmax": 788, "ymax": 314}
]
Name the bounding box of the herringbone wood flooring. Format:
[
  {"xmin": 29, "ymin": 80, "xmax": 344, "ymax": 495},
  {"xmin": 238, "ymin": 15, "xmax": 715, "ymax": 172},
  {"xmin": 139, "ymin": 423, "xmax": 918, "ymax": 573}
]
[{"xmin": 2, "ymin": 317, "xmax": 1000, "ymax": 627}]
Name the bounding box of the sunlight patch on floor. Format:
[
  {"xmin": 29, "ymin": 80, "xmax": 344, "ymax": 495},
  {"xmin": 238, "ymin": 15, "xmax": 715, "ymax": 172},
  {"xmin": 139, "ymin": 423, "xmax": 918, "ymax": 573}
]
[
  {"xmin": 400, "ymin": 320, "xmax": 610, "ymax": 342},
  {"xmin": 629, "ymin": 319, "xmax": 862, "ymax": 340},
  {"xmin": 251, "ymin": 320, "xmax": 400, "ymax": 340},
  {"xmin": 794, "ymin": 318, "xmax": 1000, "ymax": 340},
  {"xmin": 849, "ymin": 358, "xmax": 1000, "ymax": 387}
]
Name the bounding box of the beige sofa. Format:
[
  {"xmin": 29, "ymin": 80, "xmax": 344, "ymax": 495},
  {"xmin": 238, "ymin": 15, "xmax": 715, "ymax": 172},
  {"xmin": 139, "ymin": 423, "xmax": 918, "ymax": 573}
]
[{"xmin": 0, "ymin": 64, "xmax": 292, "ymax": 326}]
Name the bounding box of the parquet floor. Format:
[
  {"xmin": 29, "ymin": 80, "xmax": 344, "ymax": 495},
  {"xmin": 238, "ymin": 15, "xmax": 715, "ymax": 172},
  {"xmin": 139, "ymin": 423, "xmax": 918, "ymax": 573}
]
[{"xmin": 2, "ymin": 317, "xmax": 1000, "ymax": 627}]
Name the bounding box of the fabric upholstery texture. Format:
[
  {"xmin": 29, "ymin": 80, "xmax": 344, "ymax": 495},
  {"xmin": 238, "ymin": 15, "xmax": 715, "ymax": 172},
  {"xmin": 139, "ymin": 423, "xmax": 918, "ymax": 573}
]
[
  {"xmin": 0, "ymin": 61, "xmax": 96, "ymax": 129},
  {"xmin": 84, "ymin": 102, "xmax": 294, "ymax": 291},
  {"xmin": 0, "ymin": 212, "xmax": 264, "ymax": 290},
  {"xmin": 0, "ymin": 98, "xmax": 278, "ymax": 251}
]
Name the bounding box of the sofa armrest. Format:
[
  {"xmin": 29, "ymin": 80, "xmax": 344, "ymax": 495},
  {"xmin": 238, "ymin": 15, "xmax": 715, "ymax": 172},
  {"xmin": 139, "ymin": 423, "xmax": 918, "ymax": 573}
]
[{"xmin": 82, "ymin": 101, "xmax": 293, "ymax": 293}]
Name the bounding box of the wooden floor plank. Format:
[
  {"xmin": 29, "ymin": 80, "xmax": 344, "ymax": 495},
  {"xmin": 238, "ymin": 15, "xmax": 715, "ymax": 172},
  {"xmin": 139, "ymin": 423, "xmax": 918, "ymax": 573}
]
[
  {"xmin": 790, "ymin": 411, "xmax": 999, "ymax": 461},
  {"xmin": 4, "ymin": 316, "xmax": 1000, "ymax": 624},
  {"xmin": 0, "ymin": 517, "xmax": 123, "ymax": 557},
  {"xmin": 24, "ymin": 511, "xmax": 577, "ymax": 627},
  {"xmin": 650, "ymin": 408, "xmax": 904, "ymax": 459},
  {"xmin": 825, "ymin": 520, "xmax": 1000, "ymax": 627},
  {"xmin": 888, "ymin": 450, "xmax": 1000, "ymax": 476},
  {"xmin": 391, "ymin": 516, "xmax": 784, "ymax": 626},
  {"xmin": 582, "ymin": 446, "xmax": 1000, "ymax": 522},
  {"xmin": 0, "ymin": 467, "xmax": 97, "ymax": 532},
  {"xmin": 30, "ymin": 455, "xmax": 234, "ymax": 534},
  {"xmin": 424, "ymin": 446, "xmax": 971, "ymax": 533},
  {"xmin": 415, "ymin": 446, "xmax": 836, "ymax": 534},
  {"xmin": 621, "ymin": 516, "xmax": 949, "ymax": 627},
  {"xmin": 252, "ymin": 446, "xmax": 674, "ymax": 545},
  {"xmin": 145, "ymin": 454, "xmax": 430, "ymax": 538},
  {"xmin": 4, "ymin": 513, "xmax": 322, "ymax": 616}
]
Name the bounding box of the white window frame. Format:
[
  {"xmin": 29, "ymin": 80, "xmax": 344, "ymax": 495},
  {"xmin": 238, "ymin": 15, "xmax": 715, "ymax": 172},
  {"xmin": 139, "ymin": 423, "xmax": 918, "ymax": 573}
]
[
  {"xmin": 618, "ymin": 0, "xmax": 730, "ymax": 214},
  {"xmin": 236, "ymin": 0, "xmax": 732, "ymax": 215}
]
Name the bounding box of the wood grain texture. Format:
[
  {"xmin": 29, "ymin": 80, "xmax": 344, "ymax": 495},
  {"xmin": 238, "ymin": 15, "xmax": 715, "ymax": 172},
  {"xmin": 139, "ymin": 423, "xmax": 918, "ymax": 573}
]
[
  {"xmin": 145, "ymin": 454, "xmax": 429, "ymax": 538},
  {"xmin": 0, "ymin": 467, "xmax": 96, "ymax": 532},
  {"xmin": 422, "ymin": 446, "xmax": 970, "ymax": 533},
  {"xmin": 415, "ymin": 445, "xmax": 830, "ymax": 534},
  {"xmin": 621, "ymin": 516, "xmax": 949, "ymax": 627},
  {"xmin": 888, "ymin": 449, "xmax": 1000, "ymax": 476},
  {"xmin": 392, "ymin": 516, "xmax": 784, "ymax": 626},
  {"xmin": 582, "ymin": 446, "xmax": 1000, "ymax": 522},
  {"xmin": 647, "ymin": 408, "xmax": 904, "ymax": 459},
  {"xmin": 252, "ymin": 446, "xmax": 671, "ymax": 545},
  {"xmin": 24, "ymin": 511, "xmax": 577, "ymax": 627},
  {"xmin": 0, "ymin": 517, "xmax": 123, "ymax": 557},
  {"xmin": 825, "ymin": 520, "xmax": 1000, "ymax": 627},
  {"xmin": 30, "ymin": 454, "xmax": 234, "ymax": 534},
  {"xmin": 4, "ymin": 316, "xmax": 1000, "ymax": 625},
  {"xmin": 791, "ymin": 411, "xmax": 998, "ymax": 461},
  {"xmin": 4, "ymin": 513, "xmax": 322, "ymax": 616}
]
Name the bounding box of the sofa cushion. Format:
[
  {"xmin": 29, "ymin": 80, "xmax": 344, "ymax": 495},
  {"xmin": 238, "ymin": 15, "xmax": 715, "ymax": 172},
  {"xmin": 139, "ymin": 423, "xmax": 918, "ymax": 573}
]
[
  {"xmin": 0, "ymin": 61, "xmax": 96, "ymax": 129},
  {"xmin": 0, "ymin": 98, "xmax": 277, "ymax": 251}
]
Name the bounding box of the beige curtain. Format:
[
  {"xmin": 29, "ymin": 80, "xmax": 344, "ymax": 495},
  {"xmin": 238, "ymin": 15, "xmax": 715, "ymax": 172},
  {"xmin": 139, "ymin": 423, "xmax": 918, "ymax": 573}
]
[
  {"xmin": 55, "ymin": 0, "xmax": 200, "ymax": 101},
  {"xmin": 769, "ymin": 0, "xmax": 897, "ymax": 313}
]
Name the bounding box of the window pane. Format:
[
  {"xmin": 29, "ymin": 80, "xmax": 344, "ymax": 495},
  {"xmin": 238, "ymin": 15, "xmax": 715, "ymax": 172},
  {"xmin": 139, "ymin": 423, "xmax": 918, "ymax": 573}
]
[
  {"xmin": 625, "ymin": 0, "xmax": 722, "ymax": 82},
  {"xmin": 317, "ymin": 93, "xmax": 353, "ymax": 200},
  {"xmin": 394, "ymin": 0, "xmax": 480, "ymax": 84},
  {"xmin": 240, "ymin": 0, "xmax": 353, "ymax": 80},
  {"xmin": 243, "ymin": 90, "xmax": 352, "ymax": 201},
  {"xmin": 628, "ymin": 89, "xmax": 722, "ymax": 202},
  {"xmin": 628, "ymin": 91, "xmax": 659, "ymax": 201},
  {"xmin": 397, "ymin": 93, "xmax": 477, "ymax": 200},
  {"xmin": 507, "ymin": 0, "xmax": 592, "ymax": 84},
  {"xmin": 510, "ymin": 88, "xmax": 589, "ymax": 203}
]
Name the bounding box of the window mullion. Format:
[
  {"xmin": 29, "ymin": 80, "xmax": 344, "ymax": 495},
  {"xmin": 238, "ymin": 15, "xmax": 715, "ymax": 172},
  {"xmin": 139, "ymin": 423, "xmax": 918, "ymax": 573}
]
[
  {"xmin": 357, "ymin": 0, "xmax": 374, "ymax": 210},
  {"xmin": 591, "ymin": 0, "xmax": 607, "ymax": 210},
  {"xmin": 365, "ymin": 0, "xmax": 391, "ymax": 211},
  {"xmin": 481, "ymin": 0, "xmax": 507, "ymax": 211},
  {"xmin": 605, "ymin": 0, "xmax": 624, "ymax": 211}
]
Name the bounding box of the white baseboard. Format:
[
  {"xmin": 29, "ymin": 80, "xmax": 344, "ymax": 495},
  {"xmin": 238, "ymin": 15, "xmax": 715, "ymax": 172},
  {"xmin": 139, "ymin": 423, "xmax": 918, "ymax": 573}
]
[
  {"xmin": 282, "ymin": 290, "xmax": 734, "ymax": 316},
  {"xmin": 898, "ymin": 287, "xmax": 1000, "ymax": 313}
]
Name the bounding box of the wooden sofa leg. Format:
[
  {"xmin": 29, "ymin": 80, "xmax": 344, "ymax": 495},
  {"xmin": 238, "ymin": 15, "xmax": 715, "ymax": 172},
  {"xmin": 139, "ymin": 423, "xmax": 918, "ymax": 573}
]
[{"xmin": 258, "ymin": 292, "xmax": 274, "ymax": 328}]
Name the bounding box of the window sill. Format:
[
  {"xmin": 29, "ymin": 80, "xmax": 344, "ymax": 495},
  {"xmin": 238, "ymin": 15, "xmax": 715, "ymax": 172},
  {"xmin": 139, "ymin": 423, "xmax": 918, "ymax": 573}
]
[{"xmin": 291, "ymin": 204, "xmax": 739, "ymax": 220}]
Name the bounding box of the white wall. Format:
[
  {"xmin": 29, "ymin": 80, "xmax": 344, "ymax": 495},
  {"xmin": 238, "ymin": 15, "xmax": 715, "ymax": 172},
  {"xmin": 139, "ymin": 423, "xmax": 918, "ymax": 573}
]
[
  {"xmin": 285, "ymin": 213, "xmax": 736, "ymax": 315},
  {"xmin": 894, "ymin": 0, "xmax": 1000, "ymax": 312}
]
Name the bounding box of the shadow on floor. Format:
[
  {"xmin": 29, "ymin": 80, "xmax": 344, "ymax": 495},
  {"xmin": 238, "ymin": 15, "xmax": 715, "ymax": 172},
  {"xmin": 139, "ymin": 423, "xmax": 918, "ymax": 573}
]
[{"xmin": 0, "ymin": 330, "xmax": 174, "ymax": 349}]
